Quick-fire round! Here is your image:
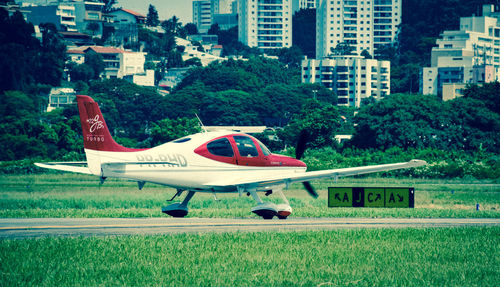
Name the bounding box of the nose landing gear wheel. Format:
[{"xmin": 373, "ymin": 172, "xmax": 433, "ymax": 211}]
[
  {"xmin": 277, "ymin": 211, "xmax": 291, "ymax": 220},
  {"xmin": 251, "ymin": 202, "xmax": 278, "ymax": 219},
  {"xmin": 276, "ymin": 204, "xmax": 292, "ymax": 220}
]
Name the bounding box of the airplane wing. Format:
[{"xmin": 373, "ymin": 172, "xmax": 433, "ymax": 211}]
[
  {"xmin": 204, "ymin": 160, "xmax": 427, "ymax": 189},
  {"xmin": 35, "ymin": 161, "xmax": 181, "ymax": 175},
  {"xmin": 35, "ymin": 162, "xmax": 92, "ymax": 174}
]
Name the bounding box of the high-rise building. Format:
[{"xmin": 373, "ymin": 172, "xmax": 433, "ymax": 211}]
[
  {"xmin": 302, "ymin": 56, "xmax": 390, "ymax": 107},
  {"xmin": 193, "ymin": 0, "xmax": 212, "ymax": 33},
  {"xmin": 316, "ymin": 0, "xmax": 401, "ymax": 58},
  {"xmin": 238, "ymin": 0, "xmax": 292, "ymax": 49},
  {"xmin": 422, "ymin": 5, "xmax": 499, "ymax": 98},
  {"xmin": 193, "ymin": 0, "xmax": 236, "ymax": 33},
  {"xmin": 292, "ymin": 0, "xmax": 317, "ymax": 13}
]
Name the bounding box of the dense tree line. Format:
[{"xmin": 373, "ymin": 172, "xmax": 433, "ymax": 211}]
[
  {"xmin": 350, "ymin": 84, "xmax": 500, "ymax": 153},
  {"xmin": 0, "ymin": 10, "xmax": 66, "ymax": 93}
]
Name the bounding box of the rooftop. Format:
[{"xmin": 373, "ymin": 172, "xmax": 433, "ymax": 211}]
[{"xmin": 119, "ymin": 8, "xmax": 146, "ymax": 19}]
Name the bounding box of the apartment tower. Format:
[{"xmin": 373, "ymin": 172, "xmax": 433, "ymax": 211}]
[
  {"xmin": 316, "ymin": 0, "xmax": 401, "ymax": 58},
  {"xmin": 238, "ymin": 0, "xmax": 292, "ymax": 49}
]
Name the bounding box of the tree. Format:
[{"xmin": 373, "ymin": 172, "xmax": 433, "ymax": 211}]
[
  {"xmin": 200, "ymin": 90, "xmax": 265, "ymax": 125},
  {"xmin": 330, "ymin": 42, "xmax": 356, "ymax": 56},
  {"xmin": 350, "ymin": 94, "xmax": 448, "ymax": 150},
  {"xmin": 149, "ymin": 118, "xmax": 201, "ymax": 146},
  {"xmin": 447, "ymin": 97, "xmax": 500, "ymax": 152},
  {"xmin": 271, "ymin": 46, "xmax": 304, "ymax": 68},
  {"xmin": 146, "ymin": 4, "xmax": 160, "ymax": 27},
  {"xmin": 0, "ymin": 91, "xmax": 49, "ymax": 160},
  {"xmin": 89, "ymin": 79, "xmax": 170, "ymax": 141},
  {"xmin": 0, "ymin": 10, "xmax": 39, "ymax": 92},
  {"xmin": 360, "ymin": 49, "xmax": 372, "ymax": 59},
  {"xmin": 347, "ymin": 92, "xmax": 500, "ymax": 152},
  {"xmin": 100, "ymin": 0, "xmax": 117, "ymax": 13},
  {"xmin": 162, "ymin": 80, "xmax": 207, "ymax": 118},
  {"xmin": 86, "ymin": 22, "xmax": 100, "ymax": 35},
  {"xmin": 184, "ymin": 23, "xmax": 198, "ymax": 35},
  {"xmin": 390, "ymin": 63, "xmax": 421, "ymax": 94},
  {"xmin": 67, "ymin": 62, "xmax": 94, "ymax": 82},
  {"xmin": 162, "ymin": 16, "xmax": 182, "ymax": 35},
  {"xmin": 34, "ymin": 23, "xmax": 67, "ymax": 87},
  {"xmin": 84, "ymin": 52, "xmax": 105, "ymax": 80},
  {"xmin": 207, "ymin": 26, "xmax": 261, "ymax": 57},
  {"xmin": 208, "ymin": 23, "xmax": 220, "ymax": 35},
  {"xmin": 279, "ymin": 100, "xmax": 340, "ymax": 149},
  {"xmin": 166, "ymin": 50, "xmax": 184, "ymax": 68},
  {"xmin": 463, "ymin": 82, "xmax": 500, "ymax": 115},
  {"xmin": 292, "ymin": 8, "xmax": 316, "ymax": 58}
]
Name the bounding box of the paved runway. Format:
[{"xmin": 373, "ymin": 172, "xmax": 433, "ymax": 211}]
[{"xmin": 1, "ymin": 217, "xmax": 499, "ymax": 239}]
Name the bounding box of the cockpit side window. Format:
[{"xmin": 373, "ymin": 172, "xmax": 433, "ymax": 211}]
[
  {"xmin": 207, "ymin": 138, "xmax": 234, "ymax": 157},
  {"xmin": 234, "ymin": 136, "xmax": 259, "ymax": 157}
]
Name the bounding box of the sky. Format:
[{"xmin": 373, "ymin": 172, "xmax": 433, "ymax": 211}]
[{"xmin": 117, "ymin": 0, "xmax": 193, "ymax": 24}]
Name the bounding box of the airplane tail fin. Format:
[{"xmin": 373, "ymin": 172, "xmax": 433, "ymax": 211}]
[{"xmin": 76, "ymin": 95, "xmax": 143, "ymax": 152}]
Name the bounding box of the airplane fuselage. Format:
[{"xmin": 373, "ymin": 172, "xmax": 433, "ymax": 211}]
[{"xmin": 88, "ymin": 131, "xmax": 307, "ymax": 192}]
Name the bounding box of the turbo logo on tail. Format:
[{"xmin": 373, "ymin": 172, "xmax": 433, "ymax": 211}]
[{"xmin": 87, "ymin": 115, "xmax": 104, "ymax": 133}]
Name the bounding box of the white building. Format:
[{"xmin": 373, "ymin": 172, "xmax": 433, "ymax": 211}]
[
  {"xmin": 176, "ymin": 37, "xmax": 226, "ymax": 66},
  {"xmin": 238, "ymin": 0, "xmax": 292, "ymax": 50},
  {"xmin": 67, "ymin": 49, "xmax": 85, "ymax": 64},
  {"xmin": 67, "ymin": 46, "xmax": 146, "ymax": 79},
  {"xmin": 47, "ymin": 87, "xmax": 76, "ymax": 112},
  {"xmin": 292, "ymin": 0, "xmax": 316, "ymax": 13},
  {"xmin": 72, "ymin": 1, "xmax": 105, "ymax": 36},
  {"xmin": 193, "ymin": 0, "xmax": 236, "ymax": 33},
  {"xmin": 109, "ymin": 8, "xmax": 146, "ymax": 25},
  {"xmin": 316, "ymin": 0, "xmax": 401, "ymax": 58},
  {"xmin": 422, "ymin": 4, "xmax": 499, "ymax": 97},
  {"xmin": 302, "ymin": 56, "xmax": 390, "ymax": 107},
  {"xmin": 124, "ymin": 70, "xmax": 155, "ymax": 87}
]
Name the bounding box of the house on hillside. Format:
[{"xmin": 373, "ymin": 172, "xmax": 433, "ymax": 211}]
[
  {"xmin": 66, "ymin": 46, "xmax": 150, "ymax": 84},
  {"xmin": 107, "ymin": 8, "xmax": 145, "ymax": 48},
  {"xmin": 109, "ymin": 8, "xmax": 146, "ymax": 25}
]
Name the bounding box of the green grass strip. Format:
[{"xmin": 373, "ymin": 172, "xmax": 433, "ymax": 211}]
[{"xmin": 0, "ymin": 227, "xmax": 499, "ymax": 286}]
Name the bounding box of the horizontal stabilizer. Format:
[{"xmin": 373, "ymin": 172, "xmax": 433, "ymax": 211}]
[{"xmin": 35, "ymin": 162, "xmax": 91, "ymax": 174}]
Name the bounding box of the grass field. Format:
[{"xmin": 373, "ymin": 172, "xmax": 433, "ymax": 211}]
[
  {"xmin": 0, "ymin": 173, "xmax": 498, "ymax": 218},
  {"xmin": 0, "ymin": 227, "xmax": 498, "ymax": 286}
]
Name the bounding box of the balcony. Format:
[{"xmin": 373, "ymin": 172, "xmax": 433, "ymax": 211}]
[
  {"xmin": 258, "ymin": 24, "xmax": 283, "ymax": 29},
  {"xmin": 258, "ymin": 36, "xmax": 283, "ymax": 41},
  {"xmin": 374, "ymin": 0, "xmax": 393, "ymax": 5},
  {"xmin": 258, "ymin": 12, "xmax": 283, "ymax": 17},
  {"xmin": 259, "ymin": 0, "xmax": 283, "ymax": 5}
]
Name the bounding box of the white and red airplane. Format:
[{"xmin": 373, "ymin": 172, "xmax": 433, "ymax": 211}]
[{"xmin": 36, "ymin": 95, "xmax": 426, "ymax": 219}]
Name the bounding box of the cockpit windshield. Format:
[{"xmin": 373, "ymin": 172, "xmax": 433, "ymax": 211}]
[{"xmin": 254, "ymin": 138, "xmax": 272, "ymax": 156}]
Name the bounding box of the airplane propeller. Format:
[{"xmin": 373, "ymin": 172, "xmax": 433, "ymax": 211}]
[{"xmin": 295, "ymin": 130, "xmax": 318, "ymax": 199}]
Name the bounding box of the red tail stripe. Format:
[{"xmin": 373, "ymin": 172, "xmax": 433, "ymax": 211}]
[{"xmin": 76, "ymin": 95, "xmax": 148, "ymax": 152}]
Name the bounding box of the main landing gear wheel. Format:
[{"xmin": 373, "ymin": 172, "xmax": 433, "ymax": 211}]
[
  {"xmin": 161, "ymin": 191, "xmax": 195, "ymax": 218},
  {"xmin": 161, "ymin": 203, "xmax": 188, "ymax": 217}
]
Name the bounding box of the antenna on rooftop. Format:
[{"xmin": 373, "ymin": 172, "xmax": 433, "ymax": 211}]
[{"xmin": 195, "ymin": 113, "xmax": 208, "ymax": 133}]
